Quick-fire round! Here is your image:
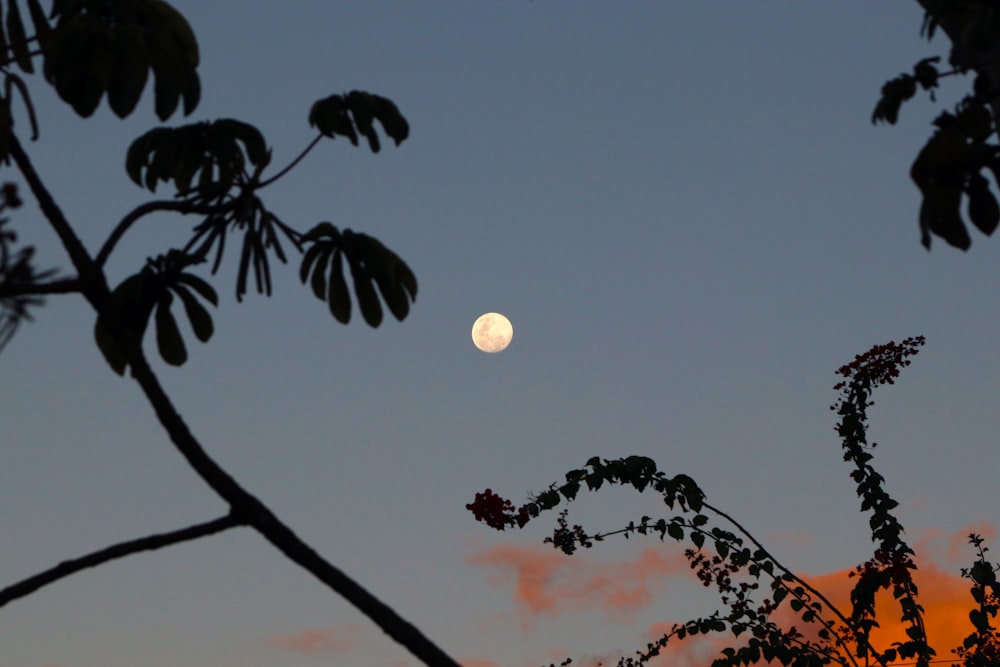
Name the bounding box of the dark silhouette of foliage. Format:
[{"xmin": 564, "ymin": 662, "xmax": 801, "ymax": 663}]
[
  {"xmin": 876, "ymin": 3, "xmax": 1000, "ymax": 250},
  {"xmin": 469, "ymin": 337, "xmax": 1000, "ymax": 667},
  {"xmin": 0, "ymin": 3, "xmax": 455, "ymax": 667}
]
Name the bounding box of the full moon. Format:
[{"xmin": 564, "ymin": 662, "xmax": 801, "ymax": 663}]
[{"xmin": 472, "ymin": 312, "xmax": 513, "ymax": 353}]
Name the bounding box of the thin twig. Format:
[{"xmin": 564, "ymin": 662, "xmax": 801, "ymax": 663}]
[
  {"xmin": 0, "ymin": 277, "xmax": 80, "ymax": 298},
  {"xmin": 258, "ymin": 133, "xmax": 323, "ymax": 188},
  {"xmin": 0, "ymin": 513, "xmax": 245, "ymax": 608},
  {"xmin": 97, "ymin": 199, "xmax": 236, "ymax": 267}
]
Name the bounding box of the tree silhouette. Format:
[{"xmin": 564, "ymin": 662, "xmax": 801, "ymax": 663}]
[
  {"xmin": 0, "ymin": 3, "xmax": 457, "ymax": 667},
  {"xmin": 875, "ymin": 2, "xmax": 1000, "ymax": 250}
]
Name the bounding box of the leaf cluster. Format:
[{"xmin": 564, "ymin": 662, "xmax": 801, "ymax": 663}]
[
  {"xmin": 127, "ymin": 119, "xmax": 268, "ymax": 196},
  {"xmin": 0, "ymin": 181, "xmax": 52, "ymax": 350},
  {"xmin": 309, "ymin": 90, "xmax": 409, "ymax": 152},
  {"xmin": 43, "ymin": 0, "xmax": 200, "ymax": 119},
  {"xmin": 300, "ymin": 223, "xmax": 416, "ymax": 327},
  {"xmin": 94, "ymin": 249, "xmax": 216, "ymax": 374},
  {"xmin": 876, "ymin": 7, "xmax": 1000, "ymax": 250}
]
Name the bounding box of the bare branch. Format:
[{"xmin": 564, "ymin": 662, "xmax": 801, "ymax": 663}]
[{"xmin": 0, "ymin": 513, "xmax": 245, "ymax": 608}]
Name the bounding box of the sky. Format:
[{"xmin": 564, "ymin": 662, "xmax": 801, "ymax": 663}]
[{"xmin": 2, "ymin": 3, "xmax": 1000, "ymax": 667}]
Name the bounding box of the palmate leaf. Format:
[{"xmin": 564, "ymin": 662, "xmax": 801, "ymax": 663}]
[
  {"xmin": 94, "ymin": 252, "xmax": 218, "ymax": 374},
  {"xmin": 299, "ymin": 222, "xmax": 416, "ymax": 327},
  {"xmin": 308, "ymin": 90, "xmax": 409, "ymax": 152},
  {"xmin": 43, "ymin": 0, "xmax": 199, "ymax": 119},
  {"xmin": 126, "ymin": 119, "xmax": 269, "ymax": 195}
]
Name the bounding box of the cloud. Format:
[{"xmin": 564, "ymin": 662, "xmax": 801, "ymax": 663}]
[
  {"xmin": 791, "ymin": 558, "xmax": 976, "ymax": 658},
  {"xmin": 465, "ymin": 543, "xmax": 689, "ymax": 627},
  {"xmin": 460, "ymin": 658, "xmax": 501, "ymax": 667},
  {"xmin": 266, "ymin": 623, "xmax": 363, "ymax": 655},
  {"xmin": 470, "ymin": 525, "xmax": 998, "ymax": 665}
]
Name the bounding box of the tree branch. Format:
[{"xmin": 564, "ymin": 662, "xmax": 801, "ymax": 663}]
[
  {"xmin": 124, "ymin": 350, "xmax": 462, "ymax": 667},
  {"xmin": 258, "ymin": 133, "xmax": 323, "ymax": 188},
  {"xmin": 7, "ymin": 134, "xmax": 111, "ymax": 310},
  {"xmin": 97, "ymin": 199, "xmax": 237, "ymax": 267},
  {"xmin": 0, "ymin": 277, "xmax": 80, "ymax": 298},
  {"xmin": 9, "ymin": 130, "xmax": 461, "ymax": 667},
  {"xmin": 0, "ymin": 513, "xmax": 245, "ymax": 608}
]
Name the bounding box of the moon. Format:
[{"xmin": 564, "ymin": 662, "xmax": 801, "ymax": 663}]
[{"xmin": 472, "ymin": 312, "xmax": 513, "ymax": 353}]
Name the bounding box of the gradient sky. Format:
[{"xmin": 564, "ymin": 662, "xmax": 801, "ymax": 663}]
[{"xmin": 3, "ymin": 3, "xmax": 999, "ymax": 667}]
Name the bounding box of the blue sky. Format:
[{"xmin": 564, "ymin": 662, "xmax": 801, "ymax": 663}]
[{"xmin": 2, "ymin": 3, "xmax": 1000, "ymax": 667}]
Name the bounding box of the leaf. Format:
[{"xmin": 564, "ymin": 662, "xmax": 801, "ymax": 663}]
[
  {"xmin": 912, "ymin": 57, "xmax": 940, "ymax": 92},
  {"xmin": 93, "ymin": 316, "xmax": 127, "ymax": 376},
  {"xmin": 872, "ymin": 75, "xmax": 916, "ymax": 125},
  {"xmin": 216, "ymin": 118, "xmax": 268, "ymax": 166},
  {"xmin": 327, "ymin": 250, "xmax": 351, "ymax": 323},
  {"xmin": 25, "ymin": 0, "xmax": 49, "ymax": 39},
  {"xmin": 967, "ymin": 173, "xmax": 1000, "ymax": 236},
  {"xmin": 147, "ymin": 29, "xmax": 183, "ymax": 121},
  {"xmin": 299, "ymin": 242, "xmax": 326, "ymax": 285},
  {"xmin": 6, "ymin": 0, "xmax": 33, "ymax": 73},
  {"xmin": 107, "ymin": 27, "xmax": 150, "ymax": 118},
  {"xmin": 0, "ymin": 98, "xmax": 10, "ymax": 160},
  {"xmin": 309, "ymin": 91, "xmax": 409, "ymax": 150},
  {"xmin": 346, "ymin": 251, "xmax": 382, "ymax": 327},
  {"xmin": 309, "ymin": 94, "xmax": 357, "ymax": 143},
  {"xmin": 175, "ymin": 267, "xmax": 219, "ymax": 306},
  {"xmin": 0, "ymin": 4, "xmax": 7, "ymax": 62},
  {"xmin": 920, "ymin": 185, "xmax": 969, "ymax": 250},
  {"xmin": 154, "ymin": 292, "xmax": 187, "ymax": 366},
  {"xmin": 172, "ymin": 284, "xmax": 214, "ymax": 343},
  {"xmin": 309, "ymin": 244, "xmax": 332, "ymax": 300}
]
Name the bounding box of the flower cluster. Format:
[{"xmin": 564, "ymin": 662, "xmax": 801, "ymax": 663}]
[
  {"xmin": 833, "ymin": 336, "xmax": 925, "ymax": 391},
  {"xmin": 543, "ymin": 509, "xmax": 590, "ymax": 555},
  {"xmin": 466, "ymin": 489, "xmax": 528, "ymax": 531}
]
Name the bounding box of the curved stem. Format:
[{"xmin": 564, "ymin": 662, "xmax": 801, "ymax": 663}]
[
  {"xmin": 258, "ymin": 133, "xmax": 323, "ymax": 188},
  {"xmin": 703, "ymin": 501, "xmax": 866, "ymax": 667},
  {"xmin": 0, "ymin": 513, "xmax": 244, "ymax": 608},
  {"xmin": 97, "ymin": 199, "xmax": 236, "ymax": 267}
]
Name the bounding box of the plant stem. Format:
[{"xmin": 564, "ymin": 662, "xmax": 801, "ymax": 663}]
[
  {"xmin": 0, "ymin": 513, "xmax": 244, "ymax": 608},
  {"xmin": 258, "ymin": 133, "xmax": 323, "ymax": 188}
]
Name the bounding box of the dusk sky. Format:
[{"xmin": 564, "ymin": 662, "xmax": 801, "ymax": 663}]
[{"xmin": 2, "ymin": 3, "xmax": 1000, "ymax": 667}]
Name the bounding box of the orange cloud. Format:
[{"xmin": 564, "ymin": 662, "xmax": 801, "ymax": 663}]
[
  {"xmin": 266, "ymin": 623, "xmax": 363, "ymax": 655},
  {"xmin": 794, "ymin": 558, "xmax": 975, "ymax": 660},
  {"xmin": 465, "ymin": 544, "xmax": 689, "ymax": 626},
  {"xmin": 460, "ymin": 658, "xmax": 501, "ymax": 667},
  {"xmin": 470, "ymin": 526, "xmax": 998, "ymax": 666}
]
